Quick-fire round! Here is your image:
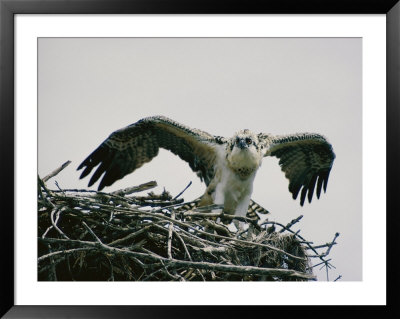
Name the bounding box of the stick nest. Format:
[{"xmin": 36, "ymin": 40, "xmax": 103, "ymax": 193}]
[{"xmin": 38, "ymin": 162, "xmax": 338, "ymax": 282}]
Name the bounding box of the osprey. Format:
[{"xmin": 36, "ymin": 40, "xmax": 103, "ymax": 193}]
[{"xmin": 78, "ymin": 116, "xmax": 335, "ymax": 217}]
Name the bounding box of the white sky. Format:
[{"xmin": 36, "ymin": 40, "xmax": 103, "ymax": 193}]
[{"xmin": 38, "ymin": 37, "xmax": 362, "ymax": 281}]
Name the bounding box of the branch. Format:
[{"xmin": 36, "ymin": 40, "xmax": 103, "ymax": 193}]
[
  {"xmin": 38, "ymin": 237, "xmax": 314, "ymax": 280},
  {"xmin": 42, "ymin": 160, "xmax": 71, "ymax": 182},
  {"xmin": 173, "ymin": 181, "xmax": 192, "ymax": 200},
  {"xmin": 111, "ymin": 181, "xmax": 157, "ymax": 196},
  {"xmin": 167, "ymin": 211, "xmax": 175, "ymax": 259}
]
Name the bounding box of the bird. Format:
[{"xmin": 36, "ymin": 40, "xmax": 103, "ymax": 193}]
[{"xmin": 78, "ymin": 115, "xmax": 335, "ymax": 217}]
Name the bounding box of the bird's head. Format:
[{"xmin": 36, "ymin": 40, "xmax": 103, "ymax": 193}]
[
  {"xmin": 231, "ymin": 129, "xmax": 259, "ymax": 151},
  {"xmin": 226, "ymin": 130, "xmax": 264, "ymax": 176}
]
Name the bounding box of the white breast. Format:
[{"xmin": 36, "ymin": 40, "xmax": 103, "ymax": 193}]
[{"xmin": 212, "ymin": 146, "xmax": 258, "ymax": 217}]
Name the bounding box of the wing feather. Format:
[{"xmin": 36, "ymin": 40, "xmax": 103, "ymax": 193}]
[
  {"xmin": 263, "ymin": 133, "xmax": 335, "ymax": 206},
  {"xmin": 78, "ymin": 116, "xmax": 224, "ymax": 190}
]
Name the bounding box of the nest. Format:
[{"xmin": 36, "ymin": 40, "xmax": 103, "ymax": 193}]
[{"xmin": 38, "ymin": 161, "xmax": 338, "ymax": 282}]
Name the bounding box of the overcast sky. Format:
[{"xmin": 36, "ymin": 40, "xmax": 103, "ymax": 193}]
[{"xmin": 38, "ymin": 37, "xmax": 362, "ymax": 281}]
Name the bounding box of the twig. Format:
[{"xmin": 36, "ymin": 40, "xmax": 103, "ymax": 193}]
[
  {"xmin": 51, "ymin": 198, "xmax": 307, "ymax": 262},
  {"xmin": 108, "ymin": 226, "xmax": 151, "ymax": 246},
  {"xmin": 43, "ymin": 160, "xmax": 71, "ymax": 182},
  {"xmin": 50, "ymin": 208, "xmax": 69, "ymax": 239},
  {"xmin": 167, "ymin": 211, "xmax": 175, "ymax": 259},
  {"xmin": 112, "ymin": 181, "xmax": 157, "ymax": 196},
  {"xmin": 323, "ymin": 233, "xmax": 340, "ymax": 256},
  {"xmin": 38, "ymin": 176, "xmax": 334, "ymax": 281},
  {"xmin": 173, "ymin": 230, "xmax": 192, "ymax": 261},
  {"xmin": 38, "ymin": 247, "xmax": 94, "ymax": 262},
  {"xmin": 262, "ymin": 219, "xmax": 336, "ymax": 270},
  {"xmin": 82, "ymin": 221, "xmax": 103, "ymax": 244},
  {"xmin": 38, "ymin": 177, "xmax": 56, "ymax": 206},
  {"xmin": 46, "ymin": 244, "xmax": 57, "ymax": 280},
  {"xmin": 309, "ymin": 259, "xmax": 332, "ymax": 269},
  {"xmin": 142, "ymin": 264, "xmax": 169, "ymax": 281},
  {"xmin": 105, "ymin": 256, "xmax": 115, "ymax": 281},
  {"xmin": 308, "ymin": 242, "xmax": 337, "ymax": 250},
  {"xmin": 173, "ymin": 181, "xmax": 192, "ymax": 200},
  {"xmin": 39, "ymin": 236, "xmax": 314, "ymax": 280},
  {"xmin": 279, "ymin": 215, "xmax": 303, "ymax": 233}
]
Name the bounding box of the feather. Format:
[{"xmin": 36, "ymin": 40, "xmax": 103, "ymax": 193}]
[
  {"xmin": 263, "ymin": 133, "xmax": 335, "ymax": 206},
  {"xmin": 78, "ymin": 116, "xmax": 221, "ymax": 190},
  {"xmin": 78, "ymin": 116, "xmax": 335, "ymax": 211}
]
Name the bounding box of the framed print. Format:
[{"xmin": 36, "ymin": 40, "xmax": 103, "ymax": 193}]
[{"xmin": 1, "ymin": 0, "xmax": 399, "ymax": 317}]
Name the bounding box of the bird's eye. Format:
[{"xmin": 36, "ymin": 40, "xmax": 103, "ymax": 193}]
[{"xmin": 246, "ymin": 138, "xmax": 252, "ymax": 145}]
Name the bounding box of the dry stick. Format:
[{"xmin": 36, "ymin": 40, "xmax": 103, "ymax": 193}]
[
  {"xmin": 38, "ymin": 177, "xmax": 56, "ymax": 206},
  {"xmin": 150, "ymin": 223, "xmax": 209, "ymax": 249},
  {"xmin": 48, "ymin": 195, "xmax": 306, "ymax": 262},
  {"xmin": 319, "ymin": 263, "xmax": 333, "ymax": 271},
  {"xmin": 111, "ymin": 181, "xmax": 157, "ymax": 196},
  {"xmin": 172, "ymin": 230, "xmax": 205, "ymax": 281},
  {"xmin": 54, "ymin": 181, "xmax": 66, "ymax": 196},
  {"xmin": 53, "ymin": 186, "xmax": 176, "ymax": 208},
  {"xmin": 170, "ymin": 224, "xmax": 206, "ymax": 282},
  {"xmin": 46, "ymin": 244, "xmax": 57, "ymax": 281},
  {"xmin": 151, "ymin": 222, "xmax": 228, "ymax": 250},
  {"xmin": 131, "ymin": 257, "xmax": 147, "ymax": 269},
  {"xmin": 108, "ymin": 225, "xmax": 151, "ymax": 246},
  {"xmin": 167, "ymin": 211, "xmax": 175, "ymax": 259},
  {"xmin": 261, "ymin": 219, "xmax": 334, "ymax": 267},
  {"xmin": 325, "ymin": 265, "xmax": 329, "ymax": 281},
  {"xmin": 173, "ymin": 181, "xmax": 192, "ymax": 200},
  {"xmin": 172, "ymin": 230, "xmax": 192, "ymax": 261},
  {"xmin": 39, "ymin": 180, "xmax": 316, "ymax": 279},
  {"xmin": 51, "ymin": 188, "xmax": 101, "ymax": 194},
  {"xmin": 152, "ymin": 198, "xmax": 201, "ymax": 212},
  {"xmin": 66, "ymin": 255, "xmax": 75, "ymax": 281},
  {"xmin": 41, "ymin": 225, "xmax": 53, "ymax": 239},
  {"xmin": 183, "ymin": 210, "xmax": 256, "ymax": 224},
  {"xmin": 50, "ymin": 208, "xmax": 70, "ymax": 240},
  {"xmin": 38, "ymin": 257, "xmax": 66, "ymax": 275},
  {"xmin": 38, "ymin": 178, "xmax": 46, "ymax": 204},
  {"xmin": 309, "ymin": 242, "xmax": 337, "ymax": 250},
  {"xmin": 185, "ymin": 227, "xmax": 306, "ymax": 262},
  {"xmin": 99, "ymin": 203, "xmax": 307, "ymax": 261},
  {"xmin": 183, "ymin": 269, "xmax": 195, "ymax": 280},
  {"xmin": 142, "ymin": 264, "xmax": 170, "ymax": 281},
  {"xmin": 115, "ymin": 208, "xmax": 229, "ymax": 249},
  {"xmin": 200, "ymin": 220, "xmax": 231, "ymax": 237},
  {"xmin": 161, "ymin": 260, "xmax": 184, "ymax": 281},
  {"xmin": 38, "ymin": 236, "xmax": 313, "ymax": 280},
  {"xmin": 38, "ymin": 247, "xmax": 94, "ymax": 262},
  {"xmin": 43, "ymin": 160, "xmax": 71, "ymax": 182},
  {"xmin": 279, "ymin": 215, "xmax": 303, "ymax": 233},
  {"xmin": 42, "ymin": 206, "xmax": 66, "ymax": 238},
  {"xmin": 323, "ymin": 233, "xmax": 340, "ymax": 257},
  {"xmin": 82, "ymin": 221, "xmax": 103, "ymax": 244},
  {"xmin": 105, "ymin": 256, "xmax": 115, "ymax": 281},
  {"xmin": 140, "ymin": 247, "xmax": 165, "ymax": 260},
  {"xmin": 188, "ymin": 245, "xmax": 228, "ymax": 255},
  {"xmin": 309, "ymin": 258, "xmax": 332, "ymax": 269}
]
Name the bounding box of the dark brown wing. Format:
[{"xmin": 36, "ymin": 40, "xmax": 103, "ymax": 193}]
[
  {"xmin": 77, "ymin": 116, "xmax": 225, "ymax": 190},
  {"xmin": 262, "ymin": 133, "xmax": 335, "ymax": 206}
]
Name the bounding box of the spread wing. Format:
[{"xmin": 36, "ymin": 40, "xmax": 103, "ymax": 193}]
[
  {"xmin": 261, "ymin": 133, "xmax": 335, "ymax": 206},
  {"xmin": 78, "ymin": 116, "xmax": 226, "ymax": 190}
]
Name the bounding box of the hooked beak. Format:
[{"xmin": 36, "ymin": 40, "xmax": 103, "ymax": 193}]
[{"xmin": 236, "ymin": 139, "xmax": 247, "ymax": 149}]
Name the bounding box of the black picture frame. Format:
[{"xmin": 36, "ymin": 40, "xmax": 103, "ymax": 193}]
[{"xmin": 1, "ymin": 0, "xmax": 399, "ymax": 318}]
